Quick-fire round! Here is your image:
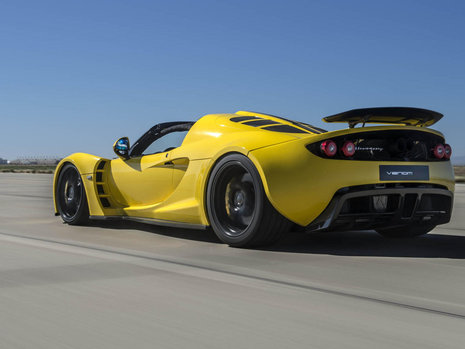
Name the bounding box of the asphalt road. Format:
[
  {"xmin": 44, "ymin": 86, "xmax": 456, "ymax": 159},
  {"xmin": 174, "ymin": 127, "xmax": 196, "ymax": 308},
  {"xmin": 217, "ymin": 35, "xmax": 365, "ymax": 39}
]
[{"xmin": 0, "ymin": 173, "xmax": 464, "ymax": 348}]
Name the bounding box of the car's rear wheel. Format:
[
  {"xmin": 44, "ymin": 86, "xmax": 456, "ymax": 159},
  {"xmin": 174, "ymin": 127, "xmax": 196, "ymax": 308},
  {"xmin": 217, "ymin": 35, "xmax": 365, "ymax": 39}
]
[
  {"xmin": 375, "ymin": 224, "xmax": 435, "ymax": 238},
  {"xmin": 56, "ymin": 163, "xmax": 89, "ymax": 225},
  {"xmin": 206, "ymin": 154, "xmax": 291, "ymax": 248}
]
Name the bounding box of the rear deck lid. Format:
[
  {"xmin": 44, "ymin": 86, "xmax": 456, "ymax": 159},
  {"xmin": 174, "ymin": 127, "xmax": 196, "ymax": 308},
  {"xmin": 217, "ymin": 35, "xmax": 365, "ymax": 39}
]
[{"xmin": 323, "ymin": 107, "xmax": 443, "ymax": 128}]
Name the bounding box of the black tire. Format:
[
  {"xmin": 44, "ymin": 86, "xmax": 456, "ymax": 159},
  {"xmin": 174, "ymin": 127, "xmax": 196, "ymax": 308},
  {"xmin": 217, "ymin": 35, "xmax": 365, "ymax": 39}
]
[
  {"xmin": 375, "ymin": 224, "xmax": 435, "ymax": 238},
  {"xmin": 56, "ymin": 163, "xmax": 89, "ymax": 225},
  {"xmin": 206, "ymin": 153, "xmax": 291, "ymax": 248}
]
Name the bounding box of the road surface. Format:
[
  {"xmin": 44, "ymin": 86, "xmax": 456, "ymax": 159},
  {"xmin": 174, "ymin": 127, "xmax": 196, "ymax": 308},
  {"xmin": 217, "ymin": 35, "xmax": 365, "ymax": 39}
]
[{"xmin": 0, "ymin": 173, "xmax": 464, "ymax": 348}]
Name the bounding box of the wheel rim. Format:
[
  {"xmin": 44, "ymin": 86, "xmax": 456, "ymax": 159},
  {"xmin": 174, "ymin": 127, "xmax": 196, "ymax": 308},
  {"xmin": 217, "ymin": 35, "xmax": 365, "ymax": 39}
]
[
  {"xmin": 212, "ymin": 162, "xmax": 256, "ymax": 237},
  {"xmin": 57, "ymin": 167, "xmax": 83, "ymax": 220}
]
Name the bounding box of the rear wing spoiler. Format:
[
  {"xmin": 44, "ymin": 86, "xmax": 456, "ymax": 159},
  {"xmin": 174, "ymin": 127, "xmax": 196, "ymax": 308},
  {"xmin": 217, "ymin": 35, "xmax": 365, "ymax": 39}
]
[{"xmin": 323, "ymin": 107, "xmax": 443, "ymax": 128}]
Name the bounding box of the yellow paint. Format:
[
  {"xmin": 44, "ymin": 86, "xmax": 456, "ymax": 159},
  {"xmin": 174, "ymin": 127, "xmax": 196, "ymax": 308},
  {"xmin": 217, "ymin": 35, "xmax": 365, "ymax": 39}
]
[{"xmin": 53, "ymin": 111, "xmax": 455, "ymax": 227}]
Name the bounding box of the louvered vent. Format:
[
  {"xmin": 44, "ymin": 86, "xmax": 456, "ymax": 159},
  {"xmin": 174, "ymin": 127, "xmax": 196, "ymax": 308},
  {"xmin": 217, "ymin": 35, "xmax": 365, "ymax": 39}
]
[{"xmin": 95, "ymin": 160, "xmax": 111, "ymax": 208}]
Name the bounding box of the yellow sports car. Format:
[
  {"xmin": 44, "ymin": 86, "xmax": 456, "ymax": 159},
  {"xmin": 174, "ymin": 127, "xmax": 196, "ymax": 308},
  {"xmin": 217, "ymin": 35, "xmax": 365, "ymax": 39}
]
[{"xmin": 53, "ymin": 108, "xmax": 455, "ymax": 247}]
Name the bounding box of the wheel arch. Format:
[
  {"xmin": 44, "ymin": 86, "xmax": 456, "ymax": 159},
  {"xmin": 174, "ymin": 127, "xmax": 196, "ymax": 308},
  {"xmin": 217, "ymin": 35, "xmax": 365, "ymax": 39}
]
[
  {"xmin": 201, "ymin": 147, "xmax": 277, "ymax": 226},
  {"xmin": 202, "ymin": 149, "xmax": 292, "ymax": 247},
  {"xmin": 53, "ymin": 153, "xmax": 104, "ymax": 215}
]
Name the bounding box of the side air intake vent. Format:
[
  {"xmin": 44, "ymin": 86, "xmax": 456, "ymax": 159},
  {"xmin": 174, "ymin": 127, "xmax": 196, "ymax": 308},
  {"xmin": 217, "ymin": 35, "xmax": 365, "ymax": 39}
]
[
  {"xmin": 95, "ymin": 160, "xmax": 111, "ymax": 208},
  {"xmin": 100, "ymin": 197, "xmax": 111, "ymax": 208}
]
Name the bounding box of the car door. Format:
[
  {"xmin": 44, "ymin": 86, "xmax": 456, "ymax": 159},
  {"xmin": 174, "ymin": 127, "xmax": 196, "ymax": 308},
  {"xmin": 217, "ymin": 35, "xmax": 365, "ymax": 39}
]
[
  {"xmin": 109, "ymin": 152, "xmax": 173, "ymax": 207},
  {"xmin": 108, "ymin": 124, "xmax": 191, "ymax": 208}
]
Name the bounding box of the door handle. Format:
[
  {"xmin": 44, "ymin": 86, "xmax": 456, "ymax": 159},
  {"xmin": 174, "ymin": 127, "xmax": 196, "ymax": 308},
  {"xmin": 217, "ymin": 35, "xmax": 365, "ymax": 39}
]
[{"xmin": 164, "ymin": 161, "xmax": 174, "ymax": 166}]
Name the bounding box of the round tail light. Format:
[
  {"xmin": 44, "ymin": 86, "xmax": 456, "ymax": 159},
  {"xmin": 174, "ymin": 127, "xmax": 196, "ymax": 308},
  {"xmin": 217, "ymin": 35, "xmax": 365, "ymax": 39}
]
[
  {"xmin": 433, "ymin": 144, "xmax": 445, "ymax": 159},
  {"xmin": 444, "ymin": 144, "xmax": 452, "ymax": 159},
  {"xmin": 320, "ymin": 140, "xmax": 337, "ymax": 157},
  {"xmin": 341, "ymin": 141, "xmax": 355, "ymax": 157}
]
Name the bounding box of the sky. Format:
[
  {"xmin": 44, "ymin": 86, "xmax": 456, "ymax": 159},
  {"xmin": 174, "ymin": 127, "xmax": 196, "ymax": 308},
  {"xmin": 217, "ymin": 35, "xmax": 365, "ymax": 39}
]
[{"xmin": 1, "ymin": 0, "xmax": 465, "ymax": 161}]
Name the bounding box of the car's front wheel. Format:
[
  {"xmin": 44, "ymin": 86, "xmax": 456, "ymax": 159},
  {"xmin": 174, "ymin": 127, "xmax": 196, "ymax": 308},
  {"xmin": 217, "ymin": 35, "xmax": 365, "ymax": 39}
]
[
  {"xmin": 56, "ymin": 163, "xmax": 89, "ymax": 225},
  {"xmin": 206, "ymin": 154, "xmax": 291, "ymax": 248},
  {"xmin": 375, "ymin": 224, "xmax": 435, "ymax": 238}
]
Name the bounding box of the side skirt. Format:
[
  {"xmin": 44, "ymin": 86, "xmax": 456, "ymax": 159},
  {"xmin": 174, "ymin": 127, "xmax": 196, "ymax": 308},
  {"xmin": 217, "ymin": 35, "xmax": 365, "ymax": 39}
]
[{"xmin": 89, "ymin": 215, "xmax": 207, "ymax": 230}]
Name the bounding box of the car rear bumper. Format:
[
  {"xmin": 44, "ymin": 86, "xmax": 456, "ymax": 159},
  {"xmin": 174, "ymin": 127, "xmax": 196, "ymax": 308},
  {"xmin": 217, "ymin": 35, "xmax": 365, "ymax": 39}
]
[
  {"xmin": 249, "ymin": 137, "xmax": 455, "ymax": 226},
  {"xmin": 305, "ymin": 184, "xmax": 453, "ymax": 231}
]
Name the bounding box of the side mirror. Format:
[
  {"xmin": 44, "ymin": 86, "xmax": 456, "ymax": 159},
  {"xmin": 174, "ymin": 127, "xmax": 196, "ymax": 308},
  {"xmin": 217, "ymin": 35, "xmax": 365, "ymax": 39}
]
[{"xmin": 113, "ymin": 137, "xmax": 130, "ymax": 159}]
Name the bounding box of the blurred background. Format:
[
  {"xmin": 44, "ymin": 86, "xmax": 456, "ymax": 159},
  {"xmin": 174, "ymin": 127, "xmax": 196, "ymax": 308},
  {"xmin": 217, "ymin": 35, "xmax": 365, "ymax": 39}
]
[{"xmin": 1, "ymin": 0, "xmax": 464, "ymax": 163}]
